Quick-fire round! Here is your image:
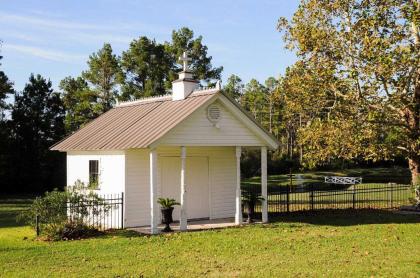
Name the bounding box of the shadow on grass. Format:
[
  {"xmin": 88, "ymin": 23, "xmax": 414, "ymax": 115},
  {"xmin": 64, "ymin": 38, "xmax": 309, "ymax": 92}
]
[
  {"xmin": 0, "ymin": 197, "xmax": 34, "ymax": 228},
  {"xmin": 268, "ymin": 209, "xmax": 420, "ymax": 226},
  {"xmin": 101, "ymin": 229, "xmax": 146, "ymax": 238}
]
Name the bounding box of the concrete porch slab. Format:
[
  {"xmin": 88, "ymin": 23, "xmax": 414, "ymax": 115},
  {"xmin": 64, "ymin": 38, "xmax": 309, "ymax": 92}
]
[{"xmin": 129, "ymin": 217, "xmax": 250, "ymax": 235}]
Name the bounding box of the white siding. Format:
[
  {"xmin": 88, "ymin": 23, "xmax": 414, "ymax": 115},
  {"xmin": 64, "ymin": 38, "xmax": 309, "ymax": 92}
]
[
  {"xmin": 66, "ymin": 151, "xmax": 125, "ymax": 194},
  {"xmin": 124, "ymin": 149, "xmax": 150, "ymax": 227},
  {"xmin": 158, "ymin": 100, "xmax": 265, "ymax": 146},
  {"xmin": 209, "ymin": 149, "xmax": 236, "ymax": 218},
  {"xmin": 124, "ymin": 146, "xmax": 237, "ymax": 227}
]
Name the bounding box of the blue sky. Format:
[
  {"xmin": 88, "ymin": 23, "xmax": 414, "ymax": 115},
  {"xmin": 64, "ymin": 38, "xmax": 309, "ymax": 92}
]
[{"xmin": 1, "ymin": 0, "xmax": 298, "ymax": 91}]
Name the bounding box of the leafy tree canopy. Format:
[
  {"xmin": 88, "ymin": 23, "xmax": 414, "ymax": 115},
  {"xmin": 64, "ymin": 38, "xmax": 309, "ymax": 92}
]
[{"xmin": 278, "ymin": 0, "xmax": 420, "ymax": 183}]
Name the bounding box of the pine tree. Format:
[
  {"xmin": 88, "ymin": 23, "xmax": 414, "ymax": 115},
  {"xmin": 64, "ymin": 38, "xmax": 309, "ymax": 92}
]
[
  {"xmin": 167, "ymin": 27, "xmax": 223, "ymax": 84},
  {"xmin": 120, "ymin": 36, "xmax": 172, "ymax": 99},
  {"xmin": 223, "ymin": 74, "xmax": 244, "ymax": 101},
  {"xmin": 0, "ymin": 42, "xmax": 14, "ymax": 191},
  {"xmin": 60, "ymin": 76, "xmax": 103, "ymax": 132},
  {"xmin": 82, "ymin": 43, "xmax": 123, "ymax": 112},
  {"xmin": 11, "ymin": 74, "xmax": 65, "ymax": 192}
]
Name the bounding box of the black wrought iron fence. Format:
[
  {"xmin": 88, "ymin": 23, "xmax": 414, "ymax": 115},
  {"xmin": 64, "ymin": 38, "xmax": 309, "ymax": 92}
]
[
  {"xmin": 242, "ymin": 183, "xmax": 411, "ymax": 218},
  {"xmin": 67, "ymin": 193, "xmax": 124, "ymax": 230}
]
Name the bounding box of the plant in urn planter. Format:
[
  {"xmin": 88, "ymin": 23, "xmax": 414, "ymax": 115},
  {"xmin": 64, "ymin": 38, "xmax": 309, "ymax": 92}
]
[
  {"xmin": 242, "ymin": 191, "xmax": 265, "ymax": 223},
  {"xmin": 157, "ymin": 198, "xmax": 180, "ymax": 232}
]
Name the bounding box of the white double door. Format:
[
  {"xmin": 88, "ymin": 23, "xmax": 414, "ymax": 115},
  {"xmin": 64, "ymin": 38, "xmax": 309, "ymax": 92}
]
[{"xmin": 160, "ymin": 156, "xmax": 209, "ymax": 220}]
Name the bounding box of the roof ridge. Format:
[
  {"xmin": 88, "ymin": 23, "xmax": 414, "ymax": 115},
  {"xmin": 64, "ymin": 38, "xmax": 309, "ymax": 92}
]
[
  {"xmin": 116, "ymin": 88, "xmax": 220, "ymax": 108},
  {"xmin": 117, "ymin": 94, "xmax": 171, "ymax": 107}
]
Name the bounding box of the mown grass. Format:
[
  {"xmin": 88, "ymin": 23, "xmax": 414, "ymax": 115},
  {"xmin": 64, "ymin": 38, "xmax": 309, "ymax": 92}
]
[
  {"xmin": 1, "ymin": 196, "xmax": 419, "ymax": 277},
  {"xmin": 242, "ymin": 167, "xmax": 411, "ymax": 190}
]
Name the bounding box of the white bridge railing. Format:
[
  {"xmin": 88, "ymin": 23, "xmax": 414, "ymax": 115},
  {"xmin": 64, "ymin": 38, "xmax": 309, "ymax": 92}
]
[{"xmin": 324, "ymin": 176, "xmax": 362, "ymax": 185}]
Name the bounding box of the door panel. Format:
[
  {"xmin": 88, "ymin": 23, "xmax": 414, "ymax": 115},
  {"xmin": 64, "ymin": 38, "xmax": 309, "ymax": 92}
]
[{"xmin": 160, "ymin": 156, "xmax": 209, "ymax": 220}]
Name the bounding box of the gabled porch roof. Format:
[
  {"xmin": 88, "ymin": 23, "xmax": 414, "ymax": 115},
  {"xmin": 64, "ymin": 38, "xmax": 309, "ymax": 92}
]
[{"xmin": 51, "ymin": 88, "xmax": 279, "ymax": 151}]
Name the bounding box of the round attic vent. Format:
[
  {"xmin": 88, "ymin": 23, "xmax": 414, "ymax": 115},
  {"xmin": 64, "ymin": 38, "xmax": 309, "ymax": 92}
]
[{"xmin": 207, "ymin": 104, "xmax": 221, "ymax": 124}]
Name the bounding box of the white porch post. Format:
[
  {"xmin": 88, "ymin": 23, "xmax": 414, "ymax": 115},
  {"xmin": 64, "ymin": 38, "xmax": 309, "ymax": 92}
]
[
  {"xmin": 261, "ymin": 146, "xmax": 268, "ymax": 223},
  {"xmin": 180, "ymin": 146, "xmax": 187, "ymax": 231},
  {"xmin": 235, "ymin": 146, "xmax": 243, "ymax": 225},
  {"xmin": 149, "ymin": 148, "xmax": 159, "ymax": 234}
]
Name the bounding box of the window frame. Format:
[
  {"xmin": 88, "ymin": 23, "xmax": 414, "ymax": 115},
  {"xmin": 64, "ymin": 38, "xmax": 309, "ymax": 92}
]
[{"xmin": 88, "ymin": 160, "xmax": 99, "ymax": 189}]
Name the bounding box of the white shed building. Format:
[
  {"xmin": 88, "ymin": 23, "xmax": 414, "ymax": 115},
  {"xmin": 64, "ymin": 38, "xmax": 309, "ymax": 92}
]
[{"xmin": 51, "ymin": 55, "xmax": 279, "ymax": 234}]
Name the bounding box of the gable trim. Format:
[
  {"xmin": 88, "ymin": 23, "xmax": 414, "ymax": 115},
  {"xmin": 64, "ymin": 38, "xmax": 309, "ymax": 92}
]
[
  {"xmin": 148, "ymin": 94, "xmax": 219, "ymax": 149},
  {"xmin": 151, "ymin": 92, "xmax": 280, "ymax": 150}
]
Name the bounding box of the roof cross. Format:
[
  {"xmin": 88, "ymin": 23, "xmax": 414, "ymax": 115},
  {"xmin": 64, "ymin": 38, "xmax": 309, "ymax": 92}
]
[{"xmin": 179, "ymin": 51, "xmax": 192, "ymax": 71}]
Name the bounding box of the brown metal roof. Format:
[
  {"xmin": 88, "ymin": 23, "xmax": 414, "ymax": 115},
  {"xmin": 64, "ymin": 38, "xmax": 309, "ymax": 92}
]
[{"xmin": 50, "ymin": 90, "xmax": 218, "ymax": 151}]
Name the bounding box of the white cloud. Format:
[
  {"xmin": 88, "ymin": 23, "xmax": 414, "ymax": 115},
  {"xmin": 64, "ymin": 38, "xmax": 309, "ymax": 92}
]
[
  {"xmin": 0, "ymin": 12, "xmax": 171, "ymax": 34},
  {"xmin": 3, "ymin": 43, "xmax": 85, "ymax": 63},
  {"xmin": 0, "ymin": 30, "xmax": 42, "ymax": 43},
  {"xmin": 0, "ymin": 12, "xmax": 172, "ymax": 49},
  {"xmin": 0, "ymin": 13, "xmax": 108, "ymax": 31}
]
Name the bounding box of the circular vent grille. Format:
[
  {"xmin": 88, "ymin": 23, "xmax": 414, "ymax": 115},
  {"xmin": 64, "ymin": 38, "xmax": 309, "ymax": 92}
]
[{"xmin": 207, "ymin": 104, "xmax": 221, "ymax": 124}]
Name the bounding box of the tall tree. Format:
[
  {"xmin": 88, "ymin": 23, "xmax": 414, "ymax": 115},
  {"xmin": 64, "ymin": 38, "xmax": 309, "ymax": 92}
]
[
  {"xmin": 120, "ymin": 36, "xmax": 172, "ymax": 99},
  {"xmin": 0, "ymin": 41, "xmax": 13, "ymax": 120},
  {"xmin": 241, "ymin": 79, "xmax": 268, "ymax": 121},
  {"xmin": 82, "ymin": 43, "xmax": 123, "ymax": 111},
  {"xmin": 278, "ymin": 0, "xmax": 420, "ymax": 184},
  {"xmin": 60, "ymin": 76, "xmax": 102, "ymax": 132},
  {"xmin": 0, "ymin": 41, "xmax": 14, "ymax": 191},
  {"xmin": 167, "ymin": 27, "xmax": 223, "ymax": 84},
  {"xmin": 223, "ymin": 74, "xmax": 244, "ymax": 100},
  {"xmin": 120, "ymin": 28, "xmax": 223, "ymax": 100},
  {"xmin": 264, "ymin": 77, "xmax": 280, "ymax": 134},
  {"xmin": 11, "ymin": 74, "xmax": 65, "ymax": 192}
]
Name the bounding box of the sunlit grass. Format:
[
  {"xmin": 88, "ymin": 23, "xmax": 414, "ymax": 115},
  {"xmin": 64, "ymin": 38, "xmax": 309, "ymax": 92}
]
[{"xmin": 1, "ymin": 196, "xmax": 419, "ymax": 277}]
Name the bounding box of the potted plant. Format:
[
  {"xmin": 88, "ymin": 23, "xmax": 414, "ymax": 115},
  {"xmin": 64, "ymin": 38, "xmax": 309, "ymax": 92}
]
[
  {"xmin": 157, "ymin": 197, "xmax": 180, "ymax": 232},
  {"xmin": 242, "ymin": 191, "xmax": 265, "ymax": 223}
]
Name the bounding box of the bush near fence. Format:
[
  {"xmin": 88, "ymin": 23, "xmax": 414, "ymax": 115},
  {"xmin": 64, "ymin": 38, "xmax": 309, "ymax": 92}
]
[{"xmin": 18, "ymin": 190, "xmax": 124, "ymax": 240}]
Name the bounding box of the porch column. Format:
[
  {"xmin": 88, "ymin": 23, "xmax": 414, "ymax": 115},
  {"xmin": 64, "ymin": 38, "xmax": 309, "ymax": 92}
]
[
  {"xmin": 149, "ymin": 148, "xmax": 158, "ymax": 234},
  {"xmin": 235, "ymin": 146, "xmax": 242, "ymax": 225},
  {"xmin": 180, "ymin": 146, "xmax": 187, "ymax": 231},
  {"xmin": 261, "ymin": 146, "xmax": 268, "ymax": 223}
]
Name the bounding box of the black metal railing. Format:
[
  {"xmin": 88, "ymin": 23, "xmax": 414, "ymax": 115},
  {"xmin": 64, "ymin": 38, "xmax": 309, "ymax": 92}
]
[
  {"xmin": 242, "ymin": 183, "xmax": 411, "ymax": 218},
  {"xmin": 67, "ymin": 192, "xmax": 124, "ymax": 230}
]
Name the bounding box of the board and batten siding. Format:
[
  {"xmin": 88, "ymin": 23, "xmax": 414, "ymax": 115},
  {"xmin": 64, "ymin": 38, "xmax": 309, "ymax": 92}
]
[
  {"xmin": 124, "ymin": 147, "xmax": 237, "ymax": 227},
  {"xmin": 66, "ymin": 151, "xmax": 125, "ymax": 194},
  {"xmin": 157, "ymin": 100, "xmax": 265, "ymax": 147}
]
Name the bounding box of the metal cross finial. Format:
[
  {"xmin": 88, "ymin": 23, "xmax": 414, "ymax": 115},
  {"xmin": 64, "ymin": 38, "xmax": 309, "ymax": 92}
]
[{"xmin": 179, "ymin": 51, "xmax": 192, "ymax": 71}]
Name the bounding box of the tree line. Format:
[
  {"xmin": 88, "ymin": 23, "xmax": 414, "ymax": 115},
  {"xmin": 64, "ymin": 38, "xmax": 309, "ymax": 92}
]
[
  {"xmin": 1, "ymin": 0, "xmax": 419, "ymax": 194},
  {"xmin": 0, "ymin": 27, "xmax": 224, "ymax": 193}
]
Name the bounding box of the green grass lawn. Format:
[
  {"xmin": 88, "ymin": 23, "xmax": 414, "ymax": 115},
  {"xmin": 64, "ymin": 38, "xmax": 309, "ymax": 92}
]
[
  {"xmin": 242, "ymin": 167, "xmax": 411, "ymax": 190},
  {"xmin": 1, "ymin": 196, "xmax": 419, "ymax": 277}
]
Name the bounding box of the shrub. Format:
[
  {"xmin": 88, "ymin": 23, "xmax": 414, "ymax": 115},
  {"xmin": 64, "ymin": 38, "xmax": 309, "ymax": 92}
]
[
  {"xmin": 18, "ymin": 185, "xmax": 112, "ymax": 240},
  {"xmin": 17, "ymin": 189, "xmax": 68, "ymax": 229},
  {"xmin": 43, "ymin": 221, "xmax": 102, "ymax": 241}
]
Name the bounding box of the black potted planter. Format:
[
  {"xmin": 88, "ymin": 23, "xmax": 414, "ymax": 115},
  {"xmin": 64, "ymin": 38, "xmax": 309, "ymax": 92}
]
[
  {"xmin": 242, "ymin": 191, "xmax": 264, "ymax": 224},
  {"xmin": 157, "ymin": 197, "xmax": 180, "ymax": 233},
  {"xmin": 161, "ymin": 207, "xmax": 174, "ymax": 232},
  {"xmin": 246, "ymin": 200, "xmax": 255, "ymax": 223}
]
